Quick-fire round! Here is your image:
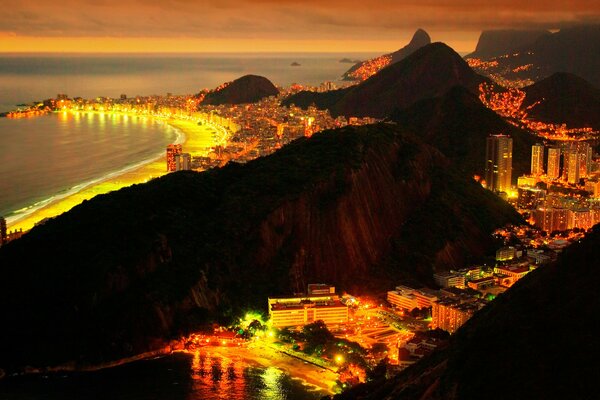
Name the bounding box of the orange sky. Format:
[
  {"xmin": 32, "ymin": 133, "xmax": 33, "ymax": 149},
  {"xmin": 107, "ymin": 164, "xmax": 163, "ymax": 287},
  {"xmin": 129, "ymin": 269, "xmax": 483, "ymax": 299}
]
[{"xmin": 1, "ymin": 0, "xmax": 598, "ymax": 53}]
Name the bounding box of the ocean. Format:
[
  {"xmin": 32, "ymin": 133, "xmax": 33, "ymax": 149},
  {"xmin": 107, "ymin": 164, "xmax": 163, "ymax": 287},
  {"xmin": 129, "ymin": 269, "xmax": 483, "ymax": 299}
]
[
  {"xmin": 0, "ymin": 351, "xmax": 329, "ymax": 400},
  {"xmin": 0, "ymin": 53, "xmax": 375, "ymax": 223}
]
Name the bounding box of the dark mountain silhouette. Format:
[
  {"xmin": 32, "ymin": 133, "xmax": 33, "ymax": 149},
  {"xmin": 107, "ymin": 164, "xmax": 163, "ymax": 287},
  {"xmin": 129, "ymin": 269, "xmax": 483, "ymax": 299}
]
[
  {"xmin": 284, "ymin": 43, "xmax": 490, "ymax": 118},
  {"xmin": 0, "ymin": 124, "xmax": 519, "ymax": 371},
  {"xmin": 334, "ymin": 224, "xmax": 600, "ymax": 400},
  {"xmin": 467, "ymin": 25, "xmax": 600, "ymax": 87},
  {"xmin": 522, "ymin": 72, "xmax": 600, "ymax": 130},
  {"xmin": 390, "ymin": 86, "xmax": 539, "ymax": 181},
  {"xmin": 202, "ymin": 74, "xmax": 278, "ymax": 105},
  {"xmin": 466, "ymin": 29, "xmax": 550, "ymax": 59},
  {"xmin": 343, "ymin": 29, "xmax": 432, "ymax": 80}
]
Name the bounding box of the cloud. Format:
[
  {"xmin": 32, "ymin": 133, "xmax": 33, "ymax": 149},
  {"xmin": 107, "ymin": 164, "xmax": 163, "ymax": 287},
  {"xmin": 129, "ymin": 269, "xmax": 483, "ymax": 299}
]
[{"xmin": 0, "ymin": 0, "xmax": 598, "ymax": 41}]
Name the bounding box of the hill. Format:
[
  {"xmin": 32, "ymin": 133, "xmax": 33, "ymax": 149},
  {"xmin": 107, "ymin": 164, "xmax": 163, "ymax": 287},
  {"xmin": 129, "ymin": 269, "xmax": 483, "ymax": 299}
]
[
  {"xmin": 343, "ymin": 29, "xmax": 431, "ymax": 81},
  {"xmin": 467, "ymin": 25, "xmax": 600, "ymax": 88},
  {"xmin": 390, "ymin": 86, "xmax": 539, "ymax": 181},
  {"xmin": 202, "ymin": 74, "xmax": 278, "ymax": 105},
  {"xmin": 466, "ymin": 29, "xmax": 550, "ymax": 59},
  {"xmin": 284, "ymin": 43, "xmax": 489, "ymax": 118},
  {"xmin": 522, "ymin": 72, "xmax": 600, "ymax": 130},
  {"xmin": 334, "ymin": 224, "xmax": 600, "ymax": 400},
  {"xmin": 0, "ymin": 124, "xmax": 519, "ymax": 371}
]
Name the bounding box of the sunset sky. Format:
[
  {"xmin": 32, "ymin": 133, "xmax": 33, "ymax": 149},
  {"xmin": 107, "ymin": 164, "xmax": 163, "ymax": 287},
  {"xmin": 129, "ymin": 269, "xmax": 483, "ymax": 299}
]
[{"xmin": 1, "ymin": 0, "xmax": 598, "ymax": 53}]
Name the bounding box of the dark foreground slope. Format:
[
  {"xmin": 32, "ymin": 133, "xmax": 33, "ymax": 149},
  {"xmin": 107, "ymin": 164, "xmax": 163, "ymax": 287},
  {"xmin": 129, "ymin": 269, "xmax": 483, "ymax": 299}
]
[
  {"xmin": 522, "ymin": 72, "xmax": 600, "ymax": 130},
  {"xmin": 284, "ymin": 43, "xmax": 489, "ymax": 118},
  {"xmin": 390, "ymin": 86, "xmax": 538, "ymax": 180},
  {"xmin": 0, "ymin": 124, "xmax": 519, "ymax": 370},
  {"xmin": 336, "ymin": 225, "xmax": 600, "ymax": 400},
  {"xmin": 202, "ymin": 74, "xmax": 278, "ymax": 105}
]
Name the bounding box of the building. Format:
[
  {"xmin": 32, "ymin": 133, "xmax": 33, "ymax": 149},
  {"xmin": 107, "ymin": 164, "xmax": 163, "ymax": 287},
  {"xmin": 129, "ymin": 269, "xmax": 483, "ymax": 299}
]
[
  {"xmin": 166, "ymin": 144, "xmax": 183, "ymax": 172},
  {"xmin": 547, "ymin": 147, "xmax": 561, "ymax": 180},
  {"xmin": 496, "ymin": 246, "xmax": 517, "ymax": 261},
  {"xmin": 585, "ymin": 180, "xmax": 600, "ymax": 198},
  {"xmin": 567, "ymin": 151, "xmax": 580, "ymax": 184},
  {"xmin": 494, "ymin": 265, "xmax": 530, "ymax": 287},
  {"xmin": 175, "ymin": 153, "xmax": 191, "ymax": 171},
  {"xmin": 568, "ymin": 209, "xmax": 593, "ymax": 230},
  {"xmin": 433, "ymin": 271, "xmax": 465, "ymax": 288},
  {"xmin": 307, "ymin": 284, "xmax": 336, "ymax": 295},
  {"xmin": 268, "ymin": 285, "xmax": 348, "ymax": 328},
  {"xmin": 531, "ymin": 143, "xmax": 544, "ymax": 176},
  {"xmin": 0, "ymin": 216, "xmax": 6, "ymax": 246},
  {"xmin": 431, "ymin": 298, "xmax": 486, "ymax": 334},
  {"xmin": 485, "ymin": 134, "xmax": 513, "ymax": 193},
  {"xmin": 517, "ymin": 187, "xmax": 545, "ymax": 209},
  {"xmin": 532, "ymin": 208, "xmax": 569, "ymax": 232},
  {"xmin": 387, "ymin": 285, "xmax": 439, "ymax": 311},
  {"xmin": 467, "ymin": 276, "xmax": 496, "ymax": 291}
]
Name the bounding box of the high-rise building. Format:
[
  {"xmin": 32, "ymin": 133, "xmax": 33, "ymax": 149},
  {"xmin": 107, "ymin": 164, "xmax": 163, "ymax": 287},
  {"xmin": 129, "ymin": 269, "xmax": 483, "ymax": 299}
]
[
  {"xmin": 547, "ymin": 148, "xmax": 561, "ymax": 180},
  {"xmin": 567, "ymin": 151, "xmax": 580, "ymax": 184},
  {"xmin": 175, "ymin": 153, "xmax": 191, "ymax": 171},
  {"xmin": 166, "ymin": 144, "xmax": 182, "ymax": 172},
  {"xmin": 531, "ymin": 143, "xmax": 544, "ymax": 176},
  {"xmin": 0, "ymin": 216, "xmax": 7, "ymax": 247},
  {"xmin": 485, "ymin": 134, "xmax": 513, "ymax": 193}
]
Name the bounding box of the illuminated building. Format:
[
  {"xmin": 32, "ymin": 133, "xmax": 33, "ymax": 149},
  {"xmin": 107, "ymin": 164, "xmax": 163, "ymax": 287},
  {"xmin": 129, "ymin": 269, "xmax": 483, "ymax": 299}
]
[
  {"xmin": 307, "ymin": 284, "xmax": 336, "ymax": 295},
  {"xmin": 166, "ymin": 144, "xmax": 182, "ymax": 172},
  {"xmin": 496, "ymin": 246, "xmax": 517, "ymax": 261},
  {"xmin": 387, "ymin": 285, "xmax": 439, "ymax": 311},
  {"xmin": 431, "ymin": 298, "xmax": 485, "ymax": 334},
  {"xmin": 467, "ymin": 276, "xmax": 496, "ymax": 291},
  {"xmin": 547, "ymin": 147, "xmax": 561, "ymax": 180},
  {"xmin": 531, "ymin": 143, "xmax": 544, "ymax": 176},
  {"xmin": 517, "ymin": 175, "xmax": 540, "ymax": 188},
  {"xmin": 268, "ymin": 285, "xmax": 348, "ymax": 328},
  {"xmin": 568, "ymin": 209, "xmax": 593, "ymax": 230},
  {"xmin": 485, "ymin": 134, "xmax": 513, "ymax": 193},
  {"xmin": 494, "ymin": 265, "xmax": 530, "ymax": 287},
  {"xmin": 585, "ymin": 180, "xmax": 600, "ymax": 198},
  {"xmin": 517, "ymin": 187, "xmax": 545, "ymax": 209},
  {"xmin": 532, "ymin": 208, "xmax": 569, "ymax": 232},
  {"xmin": 0, "ymin": 216, "xmax": 6, "ymax": 247},
  {"xmin": 567, "ymin": 151, "xmax": 580, "ymax": 184},
  {"xmin": 175, "ymin": 153, "xmax": 191, "ymax": 171},
  {"xmin": 433, "ymin": 271, "xmax": 465, "ymax": 288}
]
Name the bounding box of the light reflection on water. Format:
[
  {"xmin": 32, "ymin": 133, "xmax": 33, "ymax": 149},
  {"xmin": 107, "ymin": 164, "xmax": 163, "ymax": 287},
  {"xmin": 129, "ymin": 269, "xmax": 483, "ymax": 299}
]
[{"xmin": 0, "ymin": 351, "xmax": 327, "ymax": 400}]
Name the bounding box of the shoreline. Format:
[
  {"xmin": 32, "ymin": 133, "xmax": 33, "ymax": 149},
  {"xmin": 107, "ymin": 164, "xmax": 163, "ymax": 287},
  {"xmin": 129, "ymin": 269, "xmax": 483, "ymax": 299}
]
[
  {"xmin": 6, "ymin": 111, "xmax": 219, "ymax": 232},
  {"xmin": 1, "ymin": 344, "xmax": 338, "ymax": 395}
]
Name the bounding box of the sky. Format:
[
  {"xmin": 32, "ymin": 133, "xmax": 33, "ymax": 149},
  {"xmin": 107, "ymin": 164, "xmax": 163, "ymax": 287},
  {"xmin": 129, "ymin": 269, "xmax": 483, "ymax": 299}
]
[{"xmin": 0, "ymin": 0, "xmax": 598, "ymax": 53}]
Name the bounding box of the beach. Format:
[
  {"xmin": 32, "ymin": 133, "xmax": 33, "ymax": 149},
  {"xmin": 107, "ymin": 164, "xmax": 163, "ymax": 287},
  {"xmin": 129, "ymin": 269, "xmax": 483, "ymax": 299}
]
[
  {"xmin": 199, "ymin": 342, "xmax": 339, "ymax": 395},
  {"xmin": 8, "ymin": 114, "xmax": 219, "ymax": 233}
]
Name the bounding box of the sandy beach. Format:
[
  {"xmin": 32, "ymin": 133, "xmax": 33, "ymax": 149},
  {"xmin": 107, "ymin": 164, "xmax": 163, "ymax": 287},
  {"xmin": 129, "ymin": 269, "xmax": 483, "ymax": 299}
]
[
  {"xmin": 9, "ymin": 114, "xmax": 219, "ymax": 232},
  {"xmin": 198, "ymin": 342, "xmax": 339, "ymax": 395}
]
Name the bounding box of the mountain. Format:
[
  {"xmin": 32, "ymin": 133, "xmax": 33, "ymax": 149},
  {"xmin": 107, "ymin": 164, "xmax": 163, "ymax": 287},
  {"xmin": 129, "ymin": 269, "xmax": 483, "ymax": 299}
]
[
  {"xmin": 334, "ymin": 224, "xmax": 600, "ymax": 400},
  {"xmin": 343, "ymin": 29, "xmax": 431, "ymax": 81},
  {"xmin": 284, "ymin": 43, "xmax": 490, "ymax": 118},
  {"xmin": 466, "ymin": 29, "xmax": 550, "ymax": 59},
  {"xmin": 522, "ymin": 72, "xmax": 600, "ymax": 130},
  {"xmin": 390, "ymin": 86, "xmax": 539, "ymax": 181},
  {"xmin": 0, "ymin": 124, "xmax": 520, "ymax": 371},
  {"xmin": 466, "ymin": 25, "xmax": 600, "ymax": 87},
  {"xmin": 202, "ymin": 74, "xmax": 279, "ymax": 105}
]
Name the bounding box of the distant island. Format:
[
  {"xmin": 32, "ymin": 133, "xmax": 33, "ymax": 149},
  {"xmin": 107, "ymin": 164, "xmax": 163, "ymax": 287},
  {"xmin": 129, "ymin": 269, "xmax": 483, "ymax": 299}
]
[
  {"xmin": 290, "ymin": 62, "xmax": 301, "ymax": 66},
  {"xmin": 339, "ymin": 58, "xmax": 361, "ymax": 63}
]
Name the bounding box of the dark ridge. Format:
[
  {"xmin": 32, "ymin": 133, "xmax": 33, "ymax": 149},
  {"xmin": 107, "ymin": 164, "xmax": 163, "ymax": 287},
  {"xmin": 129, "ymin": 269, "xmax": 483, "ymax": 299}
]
[
  {"xmin": 522, "ymin": 72, "xmax": 600, "ymax": 130},
  {"xmin": 284, "ymin": 42, "xmax": 489, "ymax": 118},
  {"xmin": 0, "ymin": 124, "xmax": 519, "ymax": 370},
  {"xmin": 390, "ymin": 86, "xmax": 539, "ymax": 181},
  {"xmin": 202, "ymin": 74, "xmax": 279, "ymax": 105},
  {"xmin": 335, "ymin": 223, "xmax": 600, "ymax": 400},
  {"xmin": 466, "ymin": 29, "xmax": 550, "ymax": 59}
]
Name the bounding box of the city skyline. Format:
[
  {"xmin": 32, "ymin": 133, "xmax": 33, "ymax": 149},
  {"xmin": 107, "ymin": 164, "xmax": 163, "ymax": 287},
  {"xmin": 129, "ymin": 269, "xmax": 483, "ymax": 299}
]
[{"xmin": 1, "ymin": 0, "xmax": 599, "ymax": 53}]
